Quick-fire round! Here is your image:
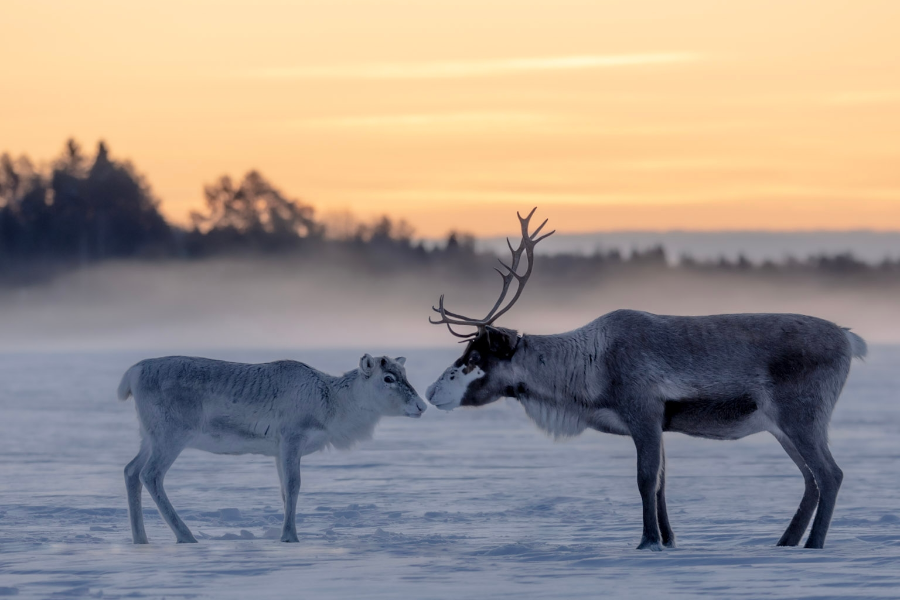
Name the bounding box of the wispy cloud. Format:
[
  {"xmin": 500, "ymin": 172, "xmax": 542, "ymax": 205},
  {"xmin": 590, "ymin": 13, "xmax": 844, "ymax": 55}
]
[
  {"xmin": 282, "ymin": 113, "xmax": 754, "ymax": 136},
  {"xmin": 288, "ymin": 112, "xmax": 556, "ymax": 132},
  {"xmin": 329, "ymin": 186, "xmax": 900, "ymax": 208},
  {"xmin": 245, "ymin": 53, "xmax": 701, "ymax": 80}
]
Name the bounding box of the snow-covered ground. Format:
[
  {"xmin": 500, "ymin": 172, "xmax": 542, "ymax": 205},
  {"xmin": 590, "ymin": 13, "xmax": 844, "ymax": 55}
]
[{"xmin": 1, "ymin": 347, "xmax": 898, "ymax": 599}]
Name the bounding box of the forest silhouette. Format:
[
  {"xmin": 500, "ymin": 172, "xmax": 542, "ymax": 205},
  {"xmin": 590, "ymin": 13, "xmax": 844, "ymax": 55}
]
[{"xmin": 2, "ymin": 139, "xmax": 899, "ymax": 287}]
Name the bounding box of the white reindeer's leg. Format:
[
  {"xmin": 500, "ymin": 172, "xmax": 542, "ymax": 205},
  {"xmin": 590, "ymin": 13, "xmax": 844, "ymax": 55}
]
[
  {"xmin": 632, "ymin": 425, "xmax": 664, "ymax": 551},
  {"xmin": 656, "ymin": 439, "xmax": 675, "ymax": 548},
  {"xmin": 279, "ymin": 439, "xmax": 302, "ymax": 543},
  {"xmin": 774, "ymin": 434, "xmax": 819, "ymax": 547},
  {"xmin": 140, "ymin": 441, "xmax": 197, "ymax": 544},
  {"xmin": 275, "ymin": 454, "xmax": 286, "ymax": 506},
  {"xmin": 124, "ymin": 440, "xmax": 151, "ymax": 544}
]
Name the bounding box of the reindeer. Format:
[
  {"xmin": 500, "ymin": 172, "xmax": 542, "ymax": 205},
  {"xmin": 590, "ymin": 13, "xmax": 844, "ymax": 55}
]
[
  {"xmin": 118, "ymin": 354, "xmax": 426, "ymax": 544},
  {"xmin": 426, "ymin": 208, "xmax": 866, "ymax": 550}
]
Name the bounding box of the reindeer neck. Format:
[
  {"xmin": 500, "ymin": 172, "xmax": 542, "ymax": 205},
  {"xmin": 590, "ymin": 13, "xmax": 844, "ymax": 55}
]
[
  {"xmin": 511, "ymin": 332, "xmax": 591, "ymax": 406},
  {"xmin": 327, "ymin": 370, "xmax": 377, "ymax": 417}
]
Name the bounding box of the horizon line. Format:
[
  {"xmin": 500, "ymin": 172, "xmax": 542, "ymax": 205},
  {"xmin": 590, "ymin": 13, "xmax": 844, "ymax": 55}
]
[{"xmin": 468, "ymin": 228, "xmax": 900, "ymax": 239}]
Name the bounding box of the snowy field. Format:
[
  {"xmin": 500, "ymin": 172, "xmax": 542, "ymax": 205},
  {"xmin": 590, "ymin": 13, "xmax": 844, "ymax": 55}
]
[{"xmin": 1, "ymin": 346, "xmax": 898, "ymax": 599}]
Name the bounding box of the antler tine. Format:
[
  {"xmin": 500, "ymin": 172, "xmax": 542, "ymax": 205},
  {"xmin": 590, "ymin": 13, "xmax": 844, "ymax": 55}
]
[
  {"xmin": 482, "ymin": 208, "xmax": 552, "ymax": 325},
  {"xmin": 429, "ymin": 208, "xmax": 551, "ymax": 337},
  {"xmin": 517, "ymin": 206, "xmax": 538, "ymax": 227},
  {"xmin": 428, "ymin": 294, "xmax": 487, "ymax": 327},
  {"xmin": 428, "ymin": 315, "xmax": 478, "ymax": 339},
  {"xmin": 481, "ymin": 242, "xmax": 524, "ymax": 322},
  {"xmin": 445, "ymin": 323, "xmax": 479, "ymax": 339},
  {"xmin": 530, "ymin": 218, "xmax": 548, "ymax": 240},
  {"xmin": 431, "ymin": 303, "xmax": 482, "ymax": 322},
  {"xmin": 533, "ymin": 229, "xmax": 556, "ymax": 244}
]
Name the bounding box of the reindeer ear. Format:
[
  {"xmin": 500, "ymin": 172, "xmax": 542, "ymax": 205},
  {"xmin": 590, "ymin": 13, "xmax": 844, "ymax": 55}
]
[
  {"xmin": 487, "ymin": 327, "xmax": 518, "ymax": 359},
  {"xmin": 395, "ymin": 356, "xmax": 406, "ymax": 366},
  {"xmin": 359, "ymin": 354, "xmax": 376, "ymax": 377}
]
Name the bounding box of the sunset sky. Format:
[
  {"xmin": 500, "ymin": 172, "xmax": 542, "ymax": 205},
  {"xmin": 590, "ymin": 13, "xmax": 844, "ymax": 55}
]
[{"xmin": 3, "ymin": 0, "xmax": 900, "ymax": 236}]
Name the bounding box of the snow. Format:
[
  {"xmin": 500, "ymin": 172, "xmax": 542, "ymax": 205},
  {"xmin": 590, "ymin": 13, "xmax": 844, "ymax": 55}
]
[{"xmin": 1, "ymin": 346, "xmax": 898, "ymax": 598}]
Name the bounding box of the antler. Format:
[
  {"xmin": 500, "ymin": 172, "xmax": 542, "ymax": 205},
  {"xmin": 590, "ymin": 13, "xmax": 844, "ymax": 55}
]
[{"xmin": 429, "ymin": 207, "xmax": 554, "ymax": 338}]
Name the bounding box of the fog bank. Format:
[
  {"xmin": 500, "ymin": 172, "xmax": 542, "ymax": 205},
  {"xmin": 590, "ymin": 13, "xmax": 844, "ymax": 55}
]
[
  {"xmin": 1, "ymin": 257, "xmax": 898, "ymax": 352},
  {"xmin": 477, "ymin": 230, "xmax": 900, "ymax": 265}
]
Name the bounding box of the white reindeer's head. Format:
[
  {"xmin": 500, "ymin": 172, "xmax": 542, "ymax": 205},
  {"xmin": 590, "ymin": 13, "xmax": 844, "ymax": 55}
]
[
  {"xmin": 358, "ymin": 354, "xmax": 427, "ymax": 418},
  {"xmin": 426, "ymin": 208, "xmax": 553, "ymax": 411}
]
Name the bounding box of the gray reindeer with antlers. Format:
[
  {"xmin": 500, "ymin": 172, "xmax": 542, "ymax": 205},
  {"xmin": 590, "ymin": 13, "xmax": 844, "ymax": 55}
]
[{"xmin": 426, "ymin": 208, "xmax": 866, "ymax": 550}]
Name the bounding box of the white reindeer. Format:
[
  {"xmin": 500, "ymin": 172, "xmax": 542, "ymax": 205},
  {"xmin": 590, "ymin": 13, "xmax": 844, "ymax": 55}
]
[
  {"xmin": 118, "ymin": 354, "xmax": 426, "ymax": 544},
  {"xmin": 427, "ymin": 209, "xmax": 866, "ymax": 550}
]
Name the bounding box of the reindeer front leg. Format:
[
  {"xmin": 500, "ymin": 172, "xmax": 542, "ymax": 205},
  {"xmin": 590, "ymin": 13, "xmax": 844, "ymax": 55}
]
[
  {"xmin": 657, "ymin": 439, "xmax": 676, "ymax": 548},
  {"xmin": 278, "ymin": 435, "xmax": 303, "ymax": 543},
  {"xmin": 632, "ymin": 423, "xmax": 664, "ymax": 551}
]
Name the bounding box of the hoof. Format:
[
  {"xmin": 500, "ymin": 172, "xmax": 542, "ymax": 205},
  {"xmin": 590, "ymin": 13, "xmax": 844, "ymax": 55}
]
[
  {"xmin": 664, "ymin": 539, "xmax": 677, "ymax": 549},
  {"xmin": 132, "ymin": 538, "xmax": 149, "ymax": 545},
  {"xmin": 281, "ymin": 534, "xmax": 299, "ymax": 543},
  {"xmin": 776, "ymin": 534, "xmax": 801, "ymax": 547},
  {"xmin": 176, "ymin": 535, "xmax": 199, "ymax": 544},
  {"xmin": 636, "ymin": 539, "xmax": 664, "ymax": 552}
]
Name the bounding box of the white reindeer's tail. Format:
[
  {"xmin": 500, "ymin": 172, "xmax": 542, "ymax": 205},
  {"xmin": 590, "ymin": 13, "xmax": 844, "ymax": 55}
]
[
  {"xmin": 843, "ymin": 329, "xmax": 868, "ymax": 360},
  {"xmin": 117, "ymin": 365, "xmax": 140, "ymax": 400}
]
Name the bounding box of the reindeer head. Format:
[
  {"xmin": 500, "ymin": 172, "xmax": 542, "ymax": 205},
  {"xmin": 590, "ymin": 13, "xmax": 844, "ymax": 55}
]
[
  {"xmin": 426, "ymin": 208, "xmax": 553, "ymax": 411},
  {"xmin": 359, "ymin": 355, "xmax": 427, "ymax": 418}
]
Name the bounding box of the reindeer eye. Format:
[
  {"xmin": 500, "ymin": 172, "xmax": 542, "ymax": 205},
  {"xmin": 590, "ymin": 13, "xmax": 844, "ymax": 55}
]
[
  {"xmin": 383, "ymin": 375, "xmax": 396, "ymax": 384},
  {"xmin": 468, "ymin": 351, "xmax": 481, "ymax": 365}
]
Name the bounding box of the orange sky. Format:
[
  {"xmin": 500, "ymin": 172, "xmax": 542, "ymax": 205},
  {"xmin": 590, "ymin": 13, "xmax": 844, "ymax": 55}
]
[{"xmin": 2, "ymin": 0, "xmax": 900, "ymax": 236}]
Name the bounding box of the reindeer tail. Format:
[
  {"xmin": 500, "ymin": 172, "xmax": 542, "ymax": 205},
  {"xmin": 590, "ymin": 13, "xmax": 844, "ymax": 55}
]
[
  {"xmin": 843, "ymin": 329, "xmax": 868, "ymax": 360},
  {"xmin": 117, "ymin": 365, "xmax": 140, "ymax": 401}
]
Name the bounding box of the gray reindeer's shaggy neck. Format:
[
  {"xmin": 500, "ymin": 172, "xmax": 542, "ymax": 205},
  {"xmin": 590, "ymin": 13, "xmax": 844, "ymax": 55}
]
[
  {"xmin": 511, "ymin": 332, "xmax": 592, "ymax": 401},
  {"xmin": 503, "ymin": 330, "xmax": 609, "ymax": 438}
]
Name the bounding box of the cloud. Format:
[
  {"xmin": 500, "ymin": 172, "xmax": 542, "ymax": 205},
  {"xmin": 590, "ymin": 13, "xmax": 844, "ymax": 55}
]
[
  {"xmin": 287, "ymin": 111, "xmax": 556, "ymax": 132},
  {"xmin": 326, "ymin": 186, "xmax": 900, "ymax": 209},
  {"xmin": 282, "ymin": 114, "xmax": 756, "ymax": 137},
  {"xmin": 245, "ymin": 53, "xmax": 701, "ymax": 80}
]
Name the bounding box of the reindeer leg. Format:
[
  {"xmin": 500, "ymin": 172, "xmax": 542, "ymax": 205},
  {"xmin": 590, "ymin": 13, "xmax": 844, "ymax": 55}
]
[
  {"xmin": 775, "ymin": 434, "xmax": 819, "ymax": 546},
  {"xmin": 279, "ymin": 437, "xmax": 303, "ymax": 543},
  {"xmin": 791, "ymin": 433, "xmax": 843, "ymax": 549},
  {"xmin": 656, "ymin": 439, "xmax": 676, "ymax": 548},
  {"xmin": 124, "ymin": 440, "xmax": 151, "ymax": 544},
  {"xmin": 632, "ymin": 424, "xmax": 664, "ymax": 551},
  {"xmin": 140, "ymin": 439, "xmax": 196, "ymax": 544},
  {"xmin": 276, "ymin": 453, "xmax": 286, "ymax": 506}
]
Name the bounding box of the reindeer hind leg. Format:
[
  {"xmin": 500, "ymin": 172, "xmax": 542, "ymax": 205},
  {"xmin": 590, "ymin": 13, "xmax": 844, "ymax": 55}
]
[
  {"xmin": 774, "ymin": 433, "xmax": 819, "ymax": 546},
  {"xmin": 799, "ymin": 441, "xmax": 842, "ymax": 549},
  {"xmin": 140, "ymin": 439, "xmax": 197, "ymax": 544},
  {"xmin": 779, "ymin": 423, "xmax": 842, "ymax": 549},
  {"xmin": 124, "ymin": 440, "xmax": 151, "ymax": 544}
]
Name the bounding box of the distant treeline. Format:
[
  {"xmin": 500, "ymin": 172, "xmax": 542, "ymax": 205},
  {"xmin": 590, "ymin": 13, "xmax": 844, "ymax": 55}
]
[
  {"xmin": 2, "ymin": 139, "xmax": 899, "ymax": 284},
  {"xmin": 0, "ymin": 140, "xmax": 426, "ymax": 262}
]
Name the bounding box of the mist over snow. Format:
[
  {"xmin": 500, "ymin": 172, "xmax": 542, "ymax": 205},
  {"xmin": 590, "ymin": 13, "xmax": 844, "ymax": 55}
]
[{"xmin": 2, "ymin": 254, "xmax": 900, "ymax": 352}]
